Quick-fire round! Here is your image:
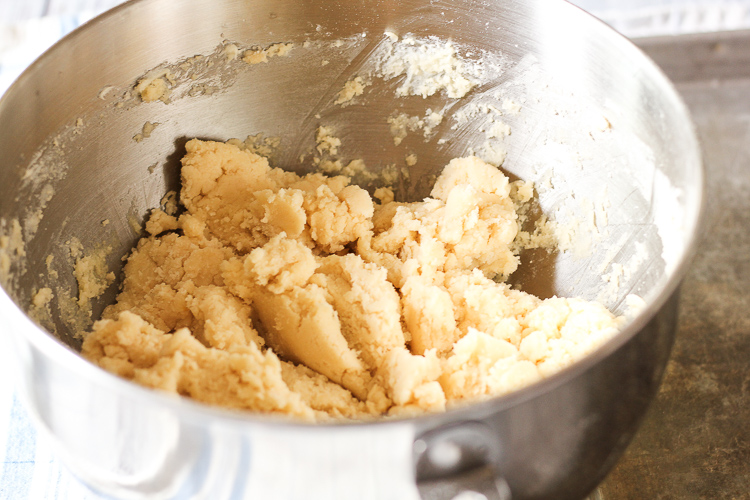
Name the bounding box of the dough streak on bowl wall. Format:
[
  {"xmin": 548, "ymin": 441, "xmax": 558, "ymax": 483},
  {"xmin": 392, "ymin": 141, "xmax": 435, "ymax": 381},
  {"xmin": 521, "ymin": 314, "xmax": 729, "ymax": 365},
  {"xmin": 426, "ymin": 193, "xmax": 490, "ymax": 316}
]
[{"xmin": 1, "ymin": 32, "xmax": 651, "ymax": 422}]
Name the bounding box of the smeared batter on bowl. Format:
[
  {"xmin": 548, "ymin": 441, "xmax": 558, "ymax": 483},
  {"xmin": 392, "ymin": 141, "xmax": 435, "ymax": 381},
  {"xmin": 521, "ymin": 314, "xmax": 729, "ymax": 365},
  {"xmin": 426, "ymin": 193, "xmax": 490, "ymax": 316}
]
[{"xmin": 80, "ymin": 139, "xmax": 623, "ymax": 421}]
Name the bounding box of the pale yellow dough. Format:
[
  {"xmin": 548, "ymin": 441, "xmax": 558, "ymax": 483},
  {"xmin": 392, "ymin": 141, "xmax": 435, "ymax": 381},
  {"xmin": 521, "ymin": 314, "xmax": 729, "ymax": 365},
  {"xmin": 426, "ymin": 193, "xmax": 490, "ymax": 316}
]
[{"xmin": 81, "ymin": 139, "xmax": 623, "ymax": 421}]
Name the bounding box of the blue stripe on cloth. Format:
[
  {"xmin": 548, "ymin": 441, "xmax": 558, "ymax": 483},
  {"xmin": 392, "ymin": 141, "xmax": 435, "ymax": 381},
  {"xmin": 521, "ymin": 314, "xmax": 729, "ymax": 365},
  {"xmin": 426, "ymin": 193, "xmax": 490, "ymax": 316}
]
[
  {"xmin": 59, "ymin": 15, "xmax": 82, "ymax": 38},
  {"xmin": 0, "ymin": 395, "xmax": 37, "ymax": 500},
  {"xmin": 228, "ymin": 439, "xmax": 251, "ymax": 500},
  {"xmin": 171, "ymin": 437, "xmax": 212, "ymax": 500}
]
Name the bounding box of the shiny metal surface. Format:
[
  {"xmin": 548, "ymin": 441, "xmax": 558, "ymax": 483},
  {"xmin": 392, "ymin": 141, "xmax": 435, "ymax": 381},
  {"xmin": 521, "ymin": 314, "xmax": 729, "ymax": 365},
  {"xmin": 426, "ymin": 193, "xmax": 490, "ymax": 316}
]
[{"xmin": 0, "ymin": 0, "xmax": 703, "ymax": 499}]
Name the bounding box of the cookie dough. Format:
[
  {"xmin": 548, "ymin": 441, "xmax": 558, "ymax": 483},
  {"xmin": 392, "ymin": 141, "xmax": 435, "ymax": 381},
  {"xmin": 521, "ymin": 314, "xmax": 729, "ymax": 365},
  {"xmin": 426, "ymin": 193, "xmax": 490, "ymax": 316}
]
[{"xmin": 81, "ymin": 139, "xmax": 623, "ymax": 421}]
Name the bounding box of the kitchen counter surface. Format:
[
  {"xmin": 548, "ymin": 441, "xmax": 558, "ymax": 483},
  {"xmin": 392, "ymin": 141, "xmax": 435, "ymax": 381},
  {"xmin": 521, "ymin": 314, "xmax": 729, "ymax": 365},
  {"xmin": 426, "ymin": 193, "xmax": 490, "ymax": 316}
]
[{"xmin": 600, "ymin": 30, "xmax": 750, "ymax": 500}]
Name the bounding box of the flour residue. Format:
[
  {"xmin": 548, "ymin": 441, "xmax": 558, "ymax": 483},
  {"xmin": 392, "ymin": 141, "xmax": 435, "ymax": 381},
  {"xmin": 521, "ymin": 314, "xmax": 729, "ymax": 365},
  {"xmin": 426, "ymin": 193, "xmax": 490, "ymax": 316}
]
[{"xmin": 374, "ymin": 35, "xmax": 479, "ymax": 99}]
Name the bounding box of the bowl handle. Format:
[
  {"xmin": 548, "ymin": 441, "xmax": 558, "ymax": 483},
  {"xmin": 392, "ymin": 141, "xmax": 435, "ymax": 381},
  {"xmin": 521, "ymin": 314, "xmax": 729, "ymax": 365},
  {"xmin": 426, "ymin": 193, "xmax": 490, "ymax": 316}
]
[{"xmin": 415, "ymin": 422, "xmax": 511, "ymax": 500}]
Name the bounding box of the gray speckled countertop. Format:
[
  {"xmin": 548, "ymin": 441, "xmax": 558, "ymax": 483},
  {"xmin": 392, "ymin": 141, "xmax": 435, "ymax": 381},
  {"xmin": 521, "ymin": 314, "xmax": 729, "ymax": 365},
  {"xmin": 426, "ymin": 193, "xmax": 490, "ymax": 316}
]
[{"xmin": 600, "ymin": 30, "xmax": 750, "ymax": 500}]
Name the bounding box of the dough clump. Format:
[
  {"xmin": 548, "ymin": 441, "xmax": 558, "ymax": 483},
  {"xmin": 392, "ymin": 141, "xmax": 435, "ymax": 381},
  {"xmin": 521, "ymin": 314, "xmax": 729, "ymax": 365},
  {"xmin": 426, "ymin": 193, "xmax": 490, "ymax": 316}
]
[{"xmin": 82, "ymin": 139, "xmax": 623, "ymax": 421}]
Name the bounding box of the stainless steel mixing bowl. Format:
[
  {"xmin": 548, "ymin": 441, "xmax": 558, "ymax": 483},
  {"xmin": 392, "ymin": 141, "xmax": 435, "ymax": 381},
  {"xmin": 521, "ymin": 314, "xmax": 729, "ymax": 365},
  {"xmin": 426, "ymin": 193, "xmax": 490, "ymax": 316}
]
[{"xmin": 0, "ymin": 0, "xmax": 703, "ymax": 499}]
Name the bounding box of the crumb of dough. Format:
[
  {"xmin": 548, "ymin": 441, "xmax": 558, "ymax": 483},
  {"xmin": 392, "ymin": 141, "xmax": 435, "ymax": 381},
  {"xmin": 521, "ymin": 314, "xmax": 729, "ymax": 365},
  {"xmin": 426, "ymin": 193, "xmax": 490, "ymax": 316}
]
[
  {"xmin": 379, "ymin": 163, "xmax": 407, "ymax": 186},
  {"xmin": 388, "ymin": 114, "xmax": 418, "ymax": 146},
  {"xmin": 81, "ymin": 139, "xmax": 624, "ymax": 422},
  {"xmin": 315, "ymin": 126, "xmax": 341, "ymax": 156},
  {"xmin": 128, "ymin": 214, "xmax": 143, "ymax": 235},
  {"xmin": 373, "ymin": 187, "xmax": 394, "ymax": 205},
  {"xmin": 334, "ymin": 76, "xmax": 368, "ymax": 105},
  {"xmin": 0, "ymin": 219, "xmax": 25, "ymax": 257},
  {"xmin": 242, "ymin": 50, "xmax": 267, "ymax": 65},
  {"xmin": 23, "ymin": 184, "xmax": 54, "ymax": 241},
  {"xmin": 423, "ymin": 111, "xmax": 444, "ymax": 134},
  {"xmin": 227, "ymin": 133, "xmax": 281, "ymax": 158},
  {"xmin": 32, "ymin": 287, "xmax": 53, "ymax": 308},
  {"xmin": 315, "ymin": 159, "xmax": 340, "ymax": 174},
  {"xmin": 145, "ymin": 209, "xmax": 179, "ymax": 236},
  {"xmin": 223, "ymin": 43, "xmax": 240, "ymax": 61},
  {"xmin": 318, "ymin": 158, "xmax": 376, "ymax": 183},
  {"xmin": 405, "ymin": 153, "xmax": 417, "ymax": 167},
  {"xmin": 242, "ymin": 43, "xmax": 294, "ymax": 65},
  {"xmin": 502, "ymin": 98, "xmax": 522, "ymax": 115},
  {"xmin": 133, "ymin": 121, "xmax": 159, "ymax": 143},
  {"xmin": 45, "ymin": 254, "xmax": 58, "ymax": 280},
  {"xmin": 29, "ymin": 287, "xmax": 55, "ymax": 329},
  {"xmin": 0, "ymin": 219, "xmax": 26, "ymax": 281},
  {"xmin": 387, "ymin": 111, "xmax": 443, "ymax": 146},
  {"xmin": 511, "ymin": 180, "xmax": 534, "ymax": 204},
  {"xmin": 310, "ymin": 130, "xmax": 377, "ymax": 185},
  {"xmin": 2, "ymin": 252, "xmax": 14, "ymax": 279},
  {"xmin": 73, "ymin": 244, "xmax": 115, "ymax": 312},
  {"xmin": 160, "ymin": 190, "xmax": 179, "ymax": 216},
  {"xmin": 267, "ymin": 43, "xmax": 294, "ymax": 57},
  {"xmin": 513, "ymin": 215, "xmax": 558, "ymax": 252},
  {"xmin": 136, "ymin": 77, "xmax": 169, "ymax": 103},
  {"xmin": 341, "ymin": 159, "xmax": 368, "ymax": 177}
]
